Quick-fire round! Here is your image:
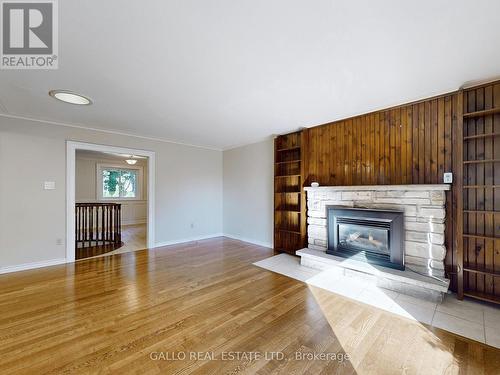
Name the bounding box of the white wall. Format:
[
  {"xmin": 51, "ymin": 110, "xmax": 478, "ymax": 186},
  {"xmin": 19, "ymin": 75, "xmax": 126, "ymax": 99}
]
[
  {"xmin": 75, "ymin": 153, "xmax": 148, "ymax": 225},
  {"xmin": 223, "ymin": 139, "xmax": 274, "ymax": 247},
  {"xmin": 0, "ymin": 116, "xmax": 223, "ymax": 269}
]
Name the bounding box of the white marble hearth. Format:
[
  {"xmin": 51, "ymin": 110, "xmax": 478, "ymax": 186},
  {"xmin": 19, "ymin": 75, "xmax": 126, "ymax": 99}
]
[{"xmin": 298, "ymin": 248, "xmax": 449, "ymax": 302}]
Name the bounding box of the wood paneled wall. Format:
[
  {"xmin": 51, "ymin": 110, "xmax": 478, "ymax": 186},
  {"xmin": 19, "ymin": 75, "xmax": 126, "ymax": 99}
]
[
  {"xmin": 303, "ymin": 93, "xmax": 461, "ymax": 290},
  {"xmin": 305, "ymin": 94, "xmax": 459, "ymax": 186}
]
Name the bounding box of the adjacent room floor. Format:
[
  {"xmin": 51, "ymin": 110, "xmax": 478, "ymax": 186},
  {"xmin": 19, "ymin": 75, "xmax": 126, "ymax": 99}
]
[
  {"xmin": 110, "ymin": 224, "xmax": 147, "ymax": 255},
  {"xmin": 78, "ymin": 224, "xmax": 147, "ymax": 261},
  {"xmin": 1, "ymin": 238, "xmax": 499, "ymax": 374}
]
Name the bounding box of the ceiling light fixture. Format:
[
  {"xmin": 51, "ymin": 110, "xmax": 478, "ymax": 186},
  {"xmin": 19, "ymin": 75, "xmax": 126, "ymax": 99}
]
[
  {"xmin": 126, "ymin": 158, "xmax": 138, "ymax": 165},
  {"xmin": 49, "ymin": 90, "xmax": 92, "ymax": 105}
]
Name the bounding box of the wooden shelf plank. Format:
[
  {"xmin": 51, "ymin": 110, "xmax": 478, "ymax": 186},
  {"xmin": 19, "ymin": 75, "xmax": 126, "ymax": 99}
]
[
  {"xmin": 464, "ymin": 291, "xmax": 500, "ymax": 305},
  {"xmin": 275, "ymin": 191, "xmax": 301, "ymax": 194},
  {"xmin": 463, "ymin": 266, "xmax": 500, "ymax": 277},
  {"xmin": 463, "ymin": 185, "xmax": 500, "ymax": 189},
  {"xmin": 463, "ymin": 234, "xmax": 500, "ymax": 241},
  {"xmin": 275, "ymin": 228, "xmax": 301, "ymax": 235},
  {"xmin": 464, "ymin": 132, "xmax": 500, "ymax": 140},
  {"xmin": 463, "ymin": 107, "xmax": 500, "ymax": 118},
  {"xmin": 275, "ymin": 209, "xmax": 301, "ymax": 213},
  {"xmin": 463, "ymin": 159, "xmax": 500, "ymax": 164},
  {"xmin": 463, "ymin": 210, "xmax": 500, "ymax": 214},
  {"xmin": 275, "ymin": 174, "xmax": 302, "ymax": 178},
  {"xmin": 276, "ymin": 146, "xmax": 300, "ymax": 152},
  {"xmin": 275, "ymin": 160, "xmax": 301, "ymax": 164}
]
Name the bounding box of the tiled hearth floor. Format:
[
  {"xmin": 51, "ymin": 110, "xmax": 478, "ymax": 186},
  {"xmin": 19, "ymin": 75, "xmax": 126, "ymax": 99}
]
[{"xmin": 254, "ymin": 254, "xmax": 500, "ymax": 349}]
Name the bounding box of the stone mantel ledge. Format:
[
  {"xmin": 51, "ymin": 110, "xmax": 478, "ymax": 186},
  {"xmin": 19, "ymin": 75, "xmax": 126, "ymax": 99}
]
[{"xmin": 304, "ymin": 184, "xmax": 451, "ymax": 192}]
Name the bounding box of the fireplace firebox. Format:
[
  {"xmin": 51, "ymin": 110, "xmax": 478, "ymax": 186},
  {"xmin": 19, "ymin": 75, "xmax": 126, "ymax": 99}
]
[{"xmin": 327, "ymin": 206, "xmax": 404, "ymax": 270}]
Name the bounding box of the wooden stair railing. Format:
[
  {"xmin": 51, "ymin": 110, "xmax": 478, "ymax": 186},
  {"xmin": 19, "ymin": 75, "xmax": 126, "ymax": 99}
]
[{"xmin": 75, "ymin": 203, "xmax": 123, "ymax": 259}]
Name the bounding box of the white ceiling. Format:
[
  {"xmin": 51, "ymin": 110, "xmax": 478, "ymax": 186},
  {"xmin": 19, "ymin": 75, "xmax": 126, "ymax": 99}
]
[{"xmin": 1, "ymin": 0, "xmax": 500, "ymax": 150}]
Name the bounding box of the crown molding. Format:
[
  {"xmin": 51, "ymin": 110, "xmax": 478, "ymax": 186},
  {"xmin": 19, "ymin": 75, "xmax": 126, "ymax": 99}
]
[{"xmin": 0, "ymin": 113, "xmax": 223, "ymax": 152}]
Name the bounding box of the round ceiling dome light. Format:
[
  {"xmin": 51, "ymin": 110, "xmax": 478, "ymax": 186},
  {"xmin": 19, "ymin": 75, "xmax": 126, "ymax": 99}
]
[{"xmin": 49, "ymin": 90, "xmax": 92, "ymax": 105}]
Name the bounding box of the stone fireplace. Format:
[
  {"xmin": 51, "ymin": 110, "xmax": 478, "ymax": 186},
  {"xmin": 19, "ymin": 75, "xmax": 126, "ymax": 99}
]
[
  {"xmin": 298, "ymin": 184, "xmax": 451, "ymax": 301},
  {"xmin": 303, "ymin": 184, "xmax": 450, "ymax": 277}
]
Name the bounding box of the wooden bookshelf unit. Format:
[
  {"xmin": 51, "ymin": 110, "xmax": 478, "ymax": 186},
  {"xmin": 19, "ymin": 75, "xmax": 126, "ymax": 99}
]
[
  {"xmin": 274, "ymin": 131, "xmax": 307, "ymax": 255},
  {"xmin": 457, "ymin": 82, "xmax": 500, "ymax": 304}
]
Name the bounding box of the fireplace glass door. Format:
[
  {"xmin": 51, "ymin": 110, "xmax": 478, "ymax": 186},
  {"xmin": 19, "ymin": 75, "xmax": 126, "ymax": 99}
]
[{"xmin": 338, "ymin": 223, "xmax": 389, "ymax": 255}]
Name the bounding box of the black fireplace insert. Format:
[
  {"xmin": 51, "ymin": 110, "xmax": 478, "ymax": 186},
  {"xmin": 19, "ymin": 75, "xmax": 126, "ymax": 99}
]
[{"xmin": 327, "ymin": 206, "xmax": 404, "ymax": 270}]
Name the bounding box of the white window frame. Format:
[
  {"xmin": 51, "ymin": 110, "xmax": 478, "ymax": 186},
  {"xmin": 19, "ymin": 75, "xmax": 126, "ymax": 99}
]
[{"xmin": 96, "ymin": 163, "xmax": 144, "ymax": 201}]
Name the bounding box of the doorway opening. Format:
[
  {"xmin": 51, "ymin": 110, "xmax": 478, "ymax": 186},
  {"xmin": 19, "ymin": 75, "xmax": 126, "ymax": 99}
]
[{"xmin": 66, "ymin": 142, "xmax": 155, "ymax": 262}]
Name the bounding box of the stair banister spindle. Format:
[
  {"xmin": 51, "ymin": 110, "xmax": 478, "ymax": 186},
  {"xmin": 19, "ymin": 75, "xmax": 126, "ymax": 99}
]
[{"xmin": 75, "ymin": 203, "xmax": 122, "ymax": 258}]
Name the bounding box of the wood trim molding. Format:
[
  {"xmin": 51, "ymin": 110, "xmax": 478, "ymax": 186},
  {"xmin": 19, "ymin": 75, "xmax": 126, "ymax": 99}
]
[{"xmin": 455, "ymin": 90, "xmax": 464, "ymax": 299}]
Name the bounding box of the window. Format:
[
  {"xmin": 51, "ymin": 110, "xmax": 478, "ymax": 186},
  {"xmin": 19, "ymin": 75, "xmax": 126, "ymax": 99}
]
[{"xmin": 97, "ymin": 164, "xmax": 143, "ymax": 200}]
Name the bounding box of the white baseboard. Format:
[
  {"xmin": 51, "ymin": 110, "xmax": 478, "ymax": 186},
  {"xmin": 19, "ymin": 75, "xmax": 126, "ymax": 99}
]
[
  {"xmin": 222, "ymin": 233, "xmax": 272, "ymax": 248},
  {"xmin": 154, "ymin": 233, "xmax": 224, "ymax": 248},
  {"xmin": 0, "ymin": 258, "xmax": 67, "ymax": 275},
  {"xmin": 0, "ymin": 235, "xmax": 270, "ymax": 275}
]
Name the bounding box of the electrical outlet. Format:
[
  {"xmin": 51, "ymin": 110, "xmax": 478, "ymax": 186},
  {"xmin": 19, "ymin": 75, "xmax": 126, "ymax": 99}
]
[
  {"xmin": 443, "ymin": 172, "xmax": 453, "ymax": 184},
  {"xmin": 56, "ymin": 238, "xmax": 63, "ymax": 245},
  {"xmin": 190, "ymin": 223, "xmax": 194, "ymax": 229}
]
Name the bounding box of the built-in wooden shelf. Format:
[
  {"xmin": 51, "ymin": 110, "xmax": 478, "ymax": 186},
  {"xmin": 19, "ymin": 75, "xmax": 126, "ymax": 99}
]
[
  {"xmin": 276, "ymin": 146, "xmax": 301, "ymax": 152},
  {"xmin": 458, "ymin": 84, "xmax": 500, "ymax": 306},
  {"xmin": 463, "ymin": 234, "xmax": 500, "ymax": 241},
  {"xmin": 463, "ymin": 210, "xmax": 500, "ymax": 214},
  {"xmin": 275, "ymin": 228, "xmax": 301, "ymax": 235},
  {"xmin": 463, "ymin": 266, "xmax": 500, "ymax": 278},
  {"xmin": 463, "ymin": 185, "xmax": 500, "ymax": 189},
  {"xmin": 274, "ymin": 131, "xmax": 307, "ymax": 255},
  {"xmin": 464, "ymin": 132, "xmax": 500, "ymax": 140},
  {"xmin": 463, "ymin": 107, "xmax": 500, "ymax": 118},
  {"xmin": 275, "ymin": 160, "xmax": 301, "ymax": 164},
  {"xmin": 463, "ymin": 159, "xmax": 500, "ymax": 164},
  {"xmin": 464, "ymin": 291, "xmax": 500, "ymax": 305}
]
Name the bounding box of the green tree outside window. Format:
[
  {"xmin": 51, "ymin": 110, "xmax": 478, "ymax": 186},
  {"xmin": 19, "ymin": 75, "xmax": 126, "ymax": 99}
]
[{"xmin": 102, "ymin": 169, "xmax": 137, "ymax": 198}]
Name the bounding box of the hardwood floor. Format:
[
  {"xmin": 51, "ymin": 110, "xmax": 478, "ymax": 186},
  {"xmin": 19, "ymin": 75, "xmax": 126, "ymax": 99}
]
[{"xmin": 0, "ymin": 237, "xmax": 499, "ymax": 374}]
